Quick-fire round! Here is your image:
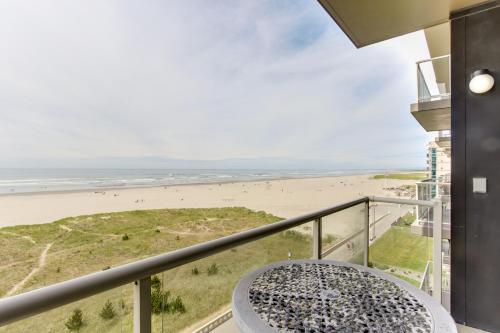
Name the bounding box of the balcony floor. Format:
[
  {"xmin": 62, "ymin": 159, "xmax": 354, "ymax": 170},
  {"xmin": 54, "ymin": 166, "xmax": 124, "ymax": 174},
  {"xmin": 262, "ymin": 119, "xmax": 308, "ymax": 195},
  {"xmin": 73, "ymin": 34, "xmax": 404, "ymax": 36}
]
[{"xmin": 457, "ymin": 324, "xmax": 492, "ymax": 333}]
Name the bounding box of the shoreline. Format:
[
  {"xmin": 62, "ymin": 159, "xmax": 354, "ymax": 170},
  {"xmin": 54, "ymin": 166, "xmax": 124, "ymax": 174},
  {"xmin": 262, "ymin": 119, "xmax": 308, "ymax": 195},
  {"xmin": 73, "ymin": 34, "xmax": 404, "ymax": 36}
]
[
  {"xmin": 0, "ymin": 170, "xmax": 395, "ymax": 198},
  {"xmin": 0, "ymin": 173, "xmax": 419, "ymax": 228}
]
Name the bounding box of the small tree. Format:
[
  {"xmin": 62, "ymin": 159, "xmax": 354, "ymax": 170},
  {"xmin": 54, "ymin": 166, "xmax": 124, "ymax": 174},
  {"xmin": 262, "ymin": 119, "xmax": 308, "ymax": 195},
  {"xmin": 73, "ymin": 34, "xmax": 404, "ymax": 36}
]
[
  {"xmin": 151, "ymin": 289, "xmax": 171, "ymax": 314},
  {"xmin": 122, "ymin": 234, "xmax": 129, "ymax": 241},
  {"xmin": 151, "ymin": 275, "xmax": 162, "ymax": 290},
  {"xmin": 99, "ymin": 300, "xmax": 116, "ymax": 320},
  {"xmin": 170, "ymin": 296, "xmax": 186, "ymax": 314},
  {"xmin": 207, "ymin": 263, "xmax": 218, "ymax": 276},
  {"xmin": 65, "ymin": 309, "xmax": 83, "ymax": 331}
]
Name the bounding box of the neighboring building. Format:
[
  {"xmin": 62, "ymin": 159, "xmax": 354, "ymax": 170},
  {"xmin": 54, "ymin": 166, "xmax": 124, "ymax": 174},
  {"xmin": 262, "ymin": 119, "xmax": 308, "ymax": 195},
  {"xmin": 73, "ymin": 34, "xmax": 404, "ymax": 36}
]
[
  {"xmin": 415, "ymin": 136, "xmax": 451, "ymax": 227},
  {"xmin": 427, "ymin": 137, "xmax": 451, "ymax": 182}
]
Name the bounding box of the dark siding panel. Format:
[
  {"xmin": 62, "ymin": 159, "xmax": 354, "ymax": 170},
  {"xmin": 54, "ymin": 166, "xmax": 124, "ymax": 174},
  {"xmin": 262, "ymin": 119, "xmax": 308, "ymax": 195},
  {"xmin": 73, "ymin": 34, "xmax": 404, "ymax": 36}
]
[{"xmin": 464, "ymin": 7, "xmax": 500, "ymax": 332}]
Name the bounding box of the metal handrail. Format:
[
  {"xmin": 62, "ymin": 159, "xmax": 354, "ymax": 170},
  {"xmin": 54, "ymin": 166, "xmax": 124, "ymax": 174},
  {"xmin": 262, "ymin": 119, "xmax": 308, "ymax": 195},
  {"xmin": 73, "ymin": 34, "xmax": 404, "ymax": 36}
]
[
  {"xmin": 415, "ymin": 54, "xmax": 450, "ymax": 64},
  {"xmin": 368, "ymin": 196, "xmax": 434, "ymax": 207},
  {"xmin": 0, "ymin": 197, "xmax": 369, "ymax": 326}
]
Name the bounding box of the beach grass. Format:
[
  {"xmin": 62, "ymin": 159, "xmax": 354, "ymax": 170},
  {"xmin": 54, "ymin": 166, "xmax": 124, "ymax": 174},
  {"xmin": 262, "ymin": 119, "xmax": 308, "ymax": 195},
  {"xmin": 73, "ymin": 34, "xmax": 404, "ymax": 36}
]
[
  {"xmin": 0, "ymin": 207, "xmax": 312, "ymax": 333},
  {"xmin": 371, "ymin": 173, "xmax": 427, "ymax": 180}
]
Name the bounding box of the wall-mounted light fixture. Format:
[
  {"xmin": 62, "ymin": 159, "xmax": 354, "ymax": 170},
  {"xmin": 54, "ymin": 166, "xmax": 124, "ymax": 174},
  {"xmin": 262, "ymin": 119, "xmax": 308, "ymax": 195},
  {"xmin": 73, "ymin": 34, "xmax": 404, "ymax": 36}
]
[{"xmin": 469, "ymin": 69, "xmax": 495, "ymax": 94}]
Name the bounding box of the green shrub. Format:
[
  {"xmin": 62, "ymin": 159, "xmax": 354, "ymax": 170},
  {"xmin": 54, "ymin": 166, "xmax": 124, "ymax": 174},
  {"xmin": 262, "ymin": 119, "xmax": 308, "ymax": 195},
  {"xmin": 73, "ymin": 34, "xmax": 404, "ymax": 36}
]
[
  {"xmin": 99, "ymin": 300, "xmax": 116, "ymax": 320},
  {"xmin": 207, "ymin": 263, "xmax": 219, "ymax": 276},
  {"xmin": 122, "ymin": 234, "xmax": 129, "ymax": 241},
  {"xmin": 322, "ymin": 234, "xmax": 337, "ymax": 245},
  {"xmin": 65, "ymin": 309, "xmax": 83, "ymax": 331},
  {"xmin": 175, "ymin": 235, "xmax": 180, "ymax": 240},
  {"xmin": 191, "ymin": 267, "xmax": 199, "ymax": 275},
  {"xmin": 170, "ymin": 296, "xmax": 186, "ymax": 314},
  {"xmin": 151, "ymin": 288, "xmax": 171, "ymax": 314},
  {"xmin": 151, "ymin": 275, "xmax": 162, "ymax": 290},
  {"xmin": 393, "ymin": 212, "xmax": 416, "ymax": 227},
  {"xmin": 155, "ymin": 229, "xmax": 161, "ymax": 233}
]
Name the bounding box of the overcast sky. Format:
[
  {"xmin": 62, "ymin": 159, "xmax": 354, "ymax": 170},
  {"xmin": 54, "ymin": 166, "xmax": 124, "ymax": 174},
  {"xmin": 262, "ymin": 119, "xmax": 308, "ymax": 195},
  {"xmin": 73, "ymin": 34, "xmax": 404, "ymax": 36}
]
[{"xmin": 0, "ymin": 1, "xmax": 432, "ymax": 169}]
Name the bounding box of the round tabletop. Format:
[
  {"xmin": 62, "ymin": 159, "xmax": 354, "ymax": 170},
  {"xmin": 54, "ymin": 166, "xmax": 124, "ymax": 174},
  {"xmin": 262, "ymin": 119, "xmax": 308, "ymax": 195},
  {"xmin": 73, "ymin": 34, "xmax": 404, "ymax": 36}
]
[{"xmin": 232, "ymin": 260, "xmax": 457, "ymax": 333}]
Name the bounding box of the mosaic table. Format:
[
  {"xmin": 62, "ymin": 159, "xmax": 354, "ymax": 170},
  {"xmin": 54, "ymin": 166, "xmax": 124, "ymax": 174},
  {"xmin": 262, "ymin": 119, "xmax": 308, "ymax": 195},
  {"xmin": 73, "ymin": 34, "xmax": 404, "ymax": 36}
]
[{"xmin": 232, "ymin": 260, "xmax": 457, "ymax": 333}]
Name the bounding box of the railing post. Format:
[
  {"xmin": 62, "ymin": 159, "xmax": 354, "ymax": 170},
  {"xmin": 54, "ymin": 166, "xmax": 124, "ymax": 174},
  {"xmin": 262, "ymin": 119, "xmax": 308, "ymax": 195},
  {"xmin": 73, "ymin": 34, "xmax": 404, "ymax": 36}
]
[
  {"xmin": 432, "ymin": 198, "xmax": 442, "ymax": 303},
  {"xmin": 364, "ymin": 200, "xmax": 369, "ymax": 267},
  {"xmin": 134, "ymin": 277, "xmax": 152, "ymax": 333},
  {"xmin": 312, "ymin": 218, "xmax": 322, "ymax": 260}
]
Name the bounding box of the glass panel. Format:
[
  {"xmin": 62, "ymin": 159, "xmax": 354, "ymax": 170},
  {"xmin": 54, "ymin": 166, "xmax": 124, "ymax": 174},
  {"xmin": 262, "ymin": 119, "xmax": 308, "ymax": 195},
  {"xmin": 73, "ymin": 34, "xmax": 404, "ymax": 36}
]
[
  {"xmin": 0, "ymin": 285, "xmax": 130, "ymax": 333},
  {"xmin": 417, "ymin": 56, "xmax": 450, "ymax": 102},
  {"xmin": 320, "ymin": 202, "xmax": 366, "ymax": 264},
  {"xmin": 154, "ymin": 221, "xmax": 314, "ymax": 332},
  {"xmin": 368, "ymin": 203, "xmax": 433, "ymax": 289}
]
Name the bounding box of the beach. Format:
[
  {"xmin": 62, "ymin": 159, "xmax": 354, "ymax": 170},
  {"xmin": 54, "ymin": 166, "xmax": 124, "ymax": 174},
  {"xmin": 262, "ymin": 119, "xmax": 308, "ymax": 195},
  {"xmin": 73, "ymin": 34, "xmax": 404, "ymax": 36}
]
[{"xmin": 0, "ymin": 174, "xmax": 415, "ymax": 227}]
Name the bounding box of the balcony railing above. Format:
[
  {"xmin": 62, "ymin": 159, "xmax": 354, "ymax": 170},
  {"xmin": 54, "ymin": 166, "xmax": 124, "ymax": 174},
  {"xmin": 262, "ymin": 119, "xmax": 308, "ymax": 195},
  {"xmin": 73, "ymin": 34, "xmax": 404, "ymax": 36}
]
[{"xmin": 411, "ymin": 55, "xmax": 451, "ymax": 132}]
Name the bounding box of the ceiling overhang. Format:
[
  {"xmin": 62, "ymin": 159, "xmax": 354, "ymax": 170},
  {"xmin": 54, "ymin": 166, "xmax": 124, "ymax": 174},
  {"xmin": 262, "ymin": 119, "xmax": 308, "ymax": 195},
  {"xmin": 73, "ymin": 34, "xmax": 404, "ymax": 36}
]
[{"xmin": 317, "ymin": 0, "xmax": 491, "ymax": 48}]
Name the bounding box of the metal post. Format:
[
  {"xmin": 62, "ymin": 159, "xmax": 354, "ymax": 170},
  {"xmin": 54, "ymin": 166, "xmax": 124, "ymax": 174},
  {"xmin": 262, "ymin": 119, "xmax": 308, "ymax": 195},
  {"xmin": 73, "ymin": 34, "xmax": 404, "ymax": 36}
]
[
  {"xmin": 312, "ymin": 218, "xmax": 322, "ymax": 260},
  {"xmin": 432, "ymin": 199, "xmax": 442, "ymax": 303},
  {"xmin": 364, "ymin": 201, "xmax": 370, "ymax": 266},
  {"xmin": 134, "ymin": 277, "xmax": 152, "ymax": 333}
]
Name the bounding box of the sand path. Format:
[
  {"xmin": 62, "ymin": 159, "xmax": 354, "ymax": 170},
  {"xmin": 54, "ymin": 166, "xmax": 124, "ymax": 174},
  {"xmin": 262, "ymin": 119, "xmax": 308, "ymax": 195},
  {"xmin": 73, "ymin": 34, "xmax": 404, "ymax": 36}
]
[{"xmin": 6, "ymin": 243, "xmax": 53, "ymax": 296}]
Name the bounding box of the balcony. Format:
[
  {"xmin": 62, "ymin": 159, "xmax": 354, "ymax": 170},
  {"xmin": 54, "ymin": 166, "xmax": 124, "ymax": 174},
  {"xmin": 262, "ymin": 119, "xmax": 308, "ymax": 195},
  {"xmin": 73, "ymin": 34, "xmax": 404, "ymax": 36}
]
[
  {"xmin": 413, "ymin": 180, "xmax": 451, "ymax": 239},
  {"xmin": 0, "ymin": 196, "xmax": 453, "ymax": 333},
  {"xmin": 410, "ymin": 55, "xmax": 451, "ymax": 132}
]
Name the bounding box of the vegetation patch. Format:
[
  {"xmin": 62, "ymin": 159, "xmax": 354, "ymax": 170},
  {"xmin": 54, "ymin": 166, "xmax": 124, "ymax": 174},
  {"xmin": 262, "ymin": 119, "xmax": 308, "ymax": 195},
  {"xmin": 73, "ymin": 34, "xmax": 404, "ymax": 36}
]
[
  {"xmin": 371, "ymin": 173, "xmax": 427, "ymax": 180},
  {"xmin": 393, "ymin": 212, "xmax": 416, "ymax": 228},
  {"xmin": 369, "ymin": 226, "xmax": 432, "ymax": 272},
  {"xmin": 0, "ymin": 207, "xmax": 311, "ymax": 333}
]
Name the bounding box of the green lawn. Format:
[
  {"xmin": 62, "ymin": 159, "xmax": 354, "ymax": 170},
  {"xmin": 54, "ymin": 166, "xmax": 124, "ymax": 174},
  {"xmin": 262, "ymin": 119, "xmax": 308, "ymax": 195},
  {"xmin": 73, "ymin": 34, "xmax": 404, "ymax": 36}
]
[
  {"xmin": 371, "ymin": 172, "xmax": 427, "ymax": 180},
  {"xmin": 0, "ymin": 208, "xmax": 312, "ymax": 333},
  {"xmin": 369, "ymin": 226, "xmax": 432, "ymax": 272}
]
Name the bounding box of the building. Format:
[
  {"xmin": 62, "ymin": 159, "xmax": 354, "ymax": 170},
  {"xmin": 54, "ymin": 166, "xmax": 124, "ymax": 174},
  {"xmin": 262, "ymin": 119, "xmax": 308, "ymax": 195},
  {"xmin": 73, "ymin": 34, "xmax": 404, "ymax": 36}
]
[{"xmin": 317, "ymin": 1, "xmax": 500, "ymax": 331}]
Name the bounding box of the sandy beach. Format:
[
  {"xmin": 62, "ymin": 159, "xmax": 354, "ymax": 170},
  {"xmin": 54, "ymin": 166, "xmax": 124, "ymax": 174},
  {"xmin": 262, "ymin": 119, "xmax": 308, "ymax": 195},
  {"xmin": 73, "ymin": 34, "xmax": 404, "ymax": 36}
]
[{"xmin": 0, "ymin": 174, "xmax": 415, "ymax": 227}]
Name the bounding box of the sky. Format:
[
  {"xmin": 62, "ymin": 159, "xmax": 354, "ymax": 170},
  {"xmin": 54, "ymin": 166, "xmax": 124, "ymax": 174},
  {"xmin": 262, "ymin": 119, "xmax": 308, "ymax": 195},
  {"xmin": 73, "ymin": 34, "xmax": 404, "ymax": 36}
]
[{"xmin": 0, "ymin": 1, "xmax": 432, "ymax": 169}]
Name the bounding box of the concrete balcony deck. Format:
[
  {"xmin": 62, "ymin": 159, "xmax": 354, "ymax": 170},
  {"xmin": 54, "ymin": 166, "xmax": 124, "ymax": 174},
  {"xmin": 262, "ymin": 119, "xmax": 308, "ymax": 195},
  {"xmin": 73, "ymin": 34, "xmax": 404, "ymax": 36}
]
[{"xmin": 411, "ymin": 97, "xmax": 451, "ymax": 132}]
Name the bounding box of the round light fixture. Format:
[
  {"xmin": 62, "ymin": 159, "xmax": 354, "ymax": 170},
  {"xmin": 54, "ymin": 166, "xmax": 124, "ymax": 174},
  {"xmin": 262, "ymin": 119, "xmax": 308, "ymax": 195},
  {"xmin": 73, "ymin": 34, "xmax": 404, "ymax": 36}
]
[{"xmin": 469, "ymin": 69, "xmax": 494, "ymax": 94}]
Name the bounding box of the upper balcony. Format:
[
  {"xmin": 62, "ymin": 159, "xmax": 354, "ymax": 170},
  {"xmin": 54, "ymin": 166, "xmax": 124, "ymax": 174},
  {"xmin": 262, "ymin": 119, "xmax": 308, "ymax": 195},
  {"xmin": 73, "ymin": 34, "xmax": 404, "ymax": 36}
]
[{"xmin": 410, "ymin": 55, "xmax": 451, "ymax": 132}]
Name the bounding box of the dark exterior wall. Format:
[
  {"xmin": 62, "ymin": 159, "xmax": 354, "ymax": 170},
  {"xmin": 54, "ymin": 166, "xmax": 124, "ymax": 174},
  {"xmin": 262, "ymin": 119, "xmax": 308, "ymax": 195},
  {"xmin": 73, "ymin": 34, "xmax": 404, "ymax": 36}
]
[{"xmin": 451, "ymin": 3, "xmax": 500, "ymax": 332}]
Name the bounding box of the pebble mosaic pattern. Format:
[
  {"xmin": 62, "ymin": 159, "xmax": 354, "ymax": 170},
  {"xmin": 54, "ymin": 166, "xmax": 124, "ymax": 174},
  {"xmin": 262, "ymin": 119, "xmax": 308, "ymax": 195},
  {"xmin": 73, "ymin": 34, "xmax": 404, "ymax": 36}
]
[{"xmin": 248, "ymin": 263, "xmax": 432, "ymax": 333}]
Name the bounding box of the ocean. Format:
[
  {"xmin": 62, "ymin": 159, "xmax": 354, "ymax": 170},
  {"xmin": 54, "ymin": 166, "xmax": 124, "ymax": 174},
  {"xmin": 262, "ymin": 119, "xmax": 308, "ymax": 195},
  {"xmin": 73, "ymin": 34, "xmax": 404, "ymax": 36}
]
[{"xmin": 0, "ymin": 168, "xmax": 385, "ymax": 194}]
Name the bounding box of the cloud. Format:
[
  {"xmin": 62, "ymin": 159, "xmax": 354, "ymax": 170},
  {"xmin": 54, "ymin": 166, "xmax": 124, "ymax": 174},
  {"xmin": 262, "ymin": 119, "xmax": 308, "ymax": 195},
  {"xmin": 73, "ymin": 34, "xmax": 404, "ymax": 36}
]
[{"xmin": 0, "ymin": 0, "xmax": 432, "ymax": 169}]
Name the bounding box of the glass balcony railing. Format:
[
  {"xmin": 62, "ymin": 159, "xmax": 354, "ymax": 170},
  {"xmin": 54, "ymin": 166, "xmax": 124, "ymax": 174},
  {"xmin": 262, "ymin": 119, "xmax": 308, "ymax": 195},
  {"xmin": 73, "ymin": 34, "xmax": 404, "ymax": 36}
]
[
  {"xmin": 417, "ymin": 55, "xmax": 451, "ymax": 103},
  {"xmin": 0, "ymin": 196, "xmax": 448, "ymax": 333}
]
